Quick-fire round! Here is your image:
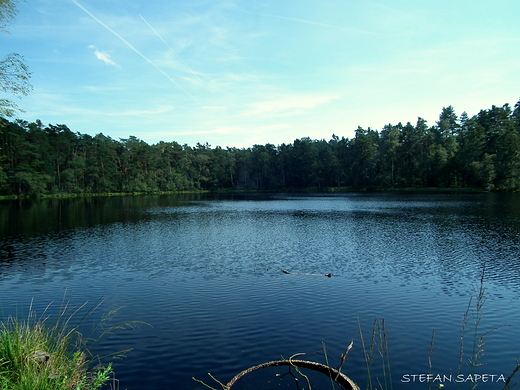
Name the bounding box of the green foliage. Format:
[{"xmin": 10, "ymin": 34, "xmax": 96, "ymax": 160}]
[
  {"xmin": 2, "ymin": 99, "xmax": 520, "ymax": 195},
  {"xmin": 0, "ymin": 54, "xmax": 32, "ymax": 98},
  {"xmin": 0, "ymin": 302, "xmax": 117, "ymax": 390},
  {"xmin": 0, "ymin": 0, "xmax": 19, "ymax": 32},
  {"xmin": 1, "ymin": 1, "xmax": 32, "ymax": 117}
]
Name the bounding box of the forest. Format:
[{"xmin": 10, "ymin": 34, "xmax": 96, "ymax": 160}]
[{"xmin": 1, "ymin": 100, "xmax": 520, "ymax": 196}]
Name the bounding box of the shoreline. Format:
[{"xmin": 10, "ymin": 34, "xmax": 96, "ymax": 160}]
[{"xmin": 0, "ymin": 186, "xmax": 498, "ymax": 201}]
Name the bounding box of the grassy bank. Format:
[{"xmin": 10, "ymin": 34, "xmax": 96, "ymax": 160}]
[{"xmin": 0, "ymin": 301, "xmax": 133, "ymax": 390}]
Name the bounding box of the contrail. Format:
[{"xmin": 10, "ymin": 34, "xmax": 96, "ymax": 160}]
[
  {"xmin": 236, "ymin": 8, "xmax": 378, "ymax": 36},
  {"xmin": 71, "ymin": 0, "xmax": 194, "ymax": 98},
  {"xmin": 139, "ymin": 14, "xmax": 202, "ymax": 82}
]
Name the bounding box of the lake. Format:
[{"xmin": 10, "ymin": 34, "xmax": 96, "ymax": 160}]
[{"xmin": 1, "ymin": 192, "xmax": 520, "ymax": 389}]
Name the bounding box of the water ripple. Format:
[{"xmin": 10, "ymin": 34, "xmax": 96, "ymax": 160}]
[{"xmin": 2, "ymin": 193, "xmax": 520, "ymax": 390}]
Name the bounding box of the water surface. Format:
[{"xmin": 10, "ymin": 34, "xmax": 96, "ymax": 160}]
[{"xmin": 1, "ymin": 192, "xmax": 519, "ymax": 389}]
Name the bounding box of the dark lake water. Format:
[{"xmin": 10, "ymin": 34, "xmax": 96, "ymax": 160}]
[{"xmin": 1, "ymin": 192, "xmax": 520, "ymax": 390}]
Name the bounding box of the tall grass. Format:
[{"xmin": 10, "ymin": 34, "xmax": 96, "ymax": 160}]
[
  {"xmin": 358, "ymin": 317, "xmax": 392, "ymax": 390},
  {"xmin": 357, "ymin": 264, "xmax": 520, "ymax": 390},
  {"xmin": 456, "ymin": 265, "xmax": 520, "ymax": 390},
  {"xmin": 0, "ymin": 298, "xmax": 138, "ymax": 390}
]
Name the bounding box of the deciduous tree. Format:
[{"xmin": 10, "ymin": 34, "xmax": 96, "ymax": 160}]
[{"xmin": 1, "ymin": 0, "xmax": 32, "ymax": 117}]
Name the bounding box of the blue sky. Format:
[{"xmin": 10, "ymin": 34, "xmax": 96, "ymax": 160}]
[{"xmin": 3, "ymin": 0, "xmax": 520, "ymax": 148}]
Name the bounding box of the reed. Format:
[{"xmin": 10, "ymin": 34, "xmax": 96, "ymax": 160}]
[
  {"xmin": 358, "ymin": 317, "xmax": 393, "ymax": 390},
  {"xmin": 455, "ymin": 265, "xmax": 520, "ymax": 390},
  {"xmin": 195, "ymin": 264, "xmax": 520, "ymax": 390}
]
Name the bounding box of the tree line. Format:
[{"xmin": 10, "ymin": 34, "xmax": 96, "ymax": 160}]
[{"xmin": 1, "ymin": 100, "xmax": 520, "ymax": 196}]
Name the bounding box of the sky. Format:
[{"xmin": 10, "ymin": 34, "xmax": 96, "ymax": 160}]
[{"xmin": 2, "ymin": 0, "xmax": 520, "ymax": 148}]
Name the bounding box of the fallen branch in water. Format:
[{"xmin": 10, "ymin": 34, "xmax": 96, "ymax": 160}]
[
  {"xmin": 193, "ymin": 357, "xmax": 360, "ymax": 390},
  {"xmin": 282, "ymin": 269, "xmax": 332, "ymax": 278}
]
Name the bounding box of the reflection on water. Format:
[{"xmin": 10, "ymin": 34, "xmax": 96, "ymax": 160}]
[{"xmin": 1, "ymin": 192, "xmax": 520, "ymax": 389}]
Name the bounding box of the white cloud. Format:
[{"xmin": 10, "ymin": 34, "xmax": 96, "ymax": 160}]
[
  {"xmin": 243, "ymin": 94, "xmax": 339, "ymax": 117},
  {"xmin": 93, "ymin": 50, "xmax": 118, "ymax": 67},
  {"xmin": 73, "ymin": 1, "xmax": 191, "ymax": 96},
  {"xmin": 202, "ymin": 106, "xmax": 227, "ymax": 110},
  {"xmin": 88, "ymin": 45, "xmax": 119, "ymax": 67},
  {"xmin": 12, "ymin": 0, "xmax": 520, "ymax": 149},
  {"xmin": 62, "ymin": 104, "xmax": 175, "ymax": 118}
]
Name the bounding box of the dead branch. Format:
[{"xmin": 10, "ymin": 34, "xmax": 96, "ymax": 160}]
[
  {"xmin": 282, "ymin": 269, "xmax": 332, "ymax": 277},
  {"xmin": 224, "ymin": 359, "xmax": 359, "ymax": 389}
]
